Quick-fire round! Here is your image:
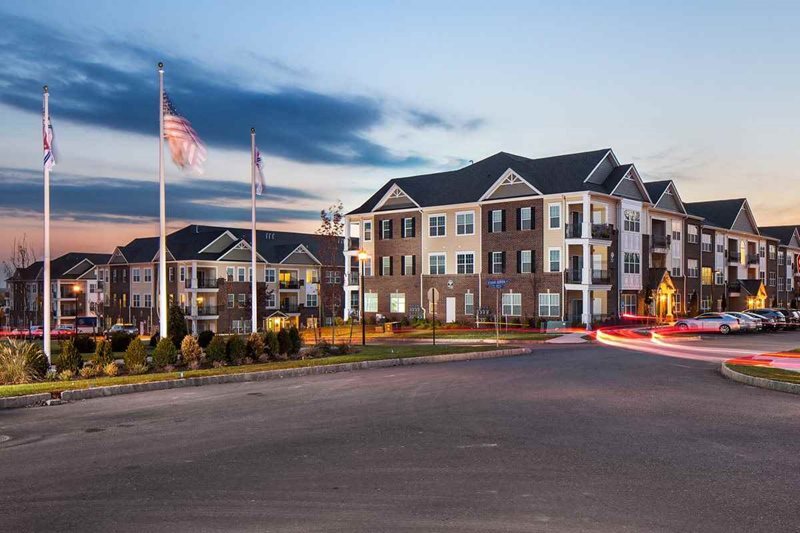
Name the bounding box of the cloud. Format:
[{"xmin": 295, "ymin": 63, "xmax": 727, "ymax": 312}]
[
  {"xmin": 0, "ymin": 167, "xmax": 320, "ymax": 224},
  {"xmin": 0, "ymin": 12, "xmax": 481, "ymax": 168}
]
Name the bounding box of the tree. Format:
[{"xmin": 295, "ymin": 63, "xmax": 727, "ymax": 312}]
[
  {"xmin": 167, "ymin": 304, "xmax": 188, "ymax": 348},
  {"xmin": 3, "ymin": 235, "xmax": 38, "ymax": 327},
  {"xmin": 316, "ymin": 200, "xmax": 345, "ymax": 342}
]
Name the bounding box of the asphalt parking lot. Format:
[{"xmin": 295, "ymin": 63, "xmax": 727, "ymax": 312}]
[{"xmin": 674, "ymin": 328, "xmax": 800, "ymax": 356}]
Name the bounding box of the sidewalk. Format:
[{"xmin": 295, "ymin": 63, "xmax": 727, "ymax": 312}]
[{"xmin": 545, "ymin": 332, "xmax": 589, "ymax": 344}]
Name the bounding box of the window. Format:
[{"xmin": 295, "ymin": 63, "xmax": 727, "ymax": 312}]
[
  {"xmin": 381, "ymin": 219, "xmax": 392, "ymax": 239},
  {"xmin": 265, "ymin": 268, "xmax": 276, "ymax": 283},
  {"xmin": 687, "ymin": 259, "xmax": 699, "ymax": 278},
  {"xmin": 144, "ymin": 293, "xmax": 152, "ymax": 308},
  {"xmin": 456, "ymin": 212, "xmax": 474, "ymax": 235},
  {"xmin": 519, "ymin": 207, "xmax": 532, "ymax": 230},
  {"xmin": 702, "ymin": 267, "xmax": 713, "ymax": 285},
  {"xmin": 132, "ymin": 293, "xmax": 140, "ymax": 308},
  {"xmin": 364, "ymin": 292, "xmax": 378, "ymax": 313},
  {"xmin": 325, "ymin": 270, "xmax": 342, "ymax": 284},
  {"xmin": 769, "ymin": 271, "xmax": 776, "ymax": 286},
  {"xmin": 671, "ymin": 266, "xmax": 682, "ymax": 278},
  {"xmin": 700, "ymin": 295, "xmax": 712, "ymax": 311},
  {"xmin": 623, "ymin": 210, "xmax": 640, "ymax": 232},
  {"xmin": 519, "ymin": 250, "xmax": 532, "ymax": 274},
  {"xmin": 306, "ymin": 293, "xmax": 318, "ymax": 307},
  {"xmin": 548, "ymin": 204, "xmax": 561, "ymax": 229},
  {"xmin": 231, "ymin": 320, "xmax": 241, "ymax": 334},
  {"xmin": 456, "ymin": 252, "xmax": 475, "ymax": 274},
  {"xmin": 132, "ymin": 268, "xmax": 141, "ymax": 283},
  {"xmin": 778, "ymin": 278, "xmax": 785, "ymax": 291},
  {"xmin": 759, "ymin": 245, "xmax": 766, "ymax": 258},
  {"xmin": 237, "ymin": 294, "xmax": 247, "ymax": 307},
  {"xmin": 624, "ymin": 252, "xmax": 641, "ymax": 274},
  {"xmin": 548, "ymin": 249, "xmax": 561, "ymax": 272},
  {"xmin": 715, "ymin": 271, "xmax": 724, "ymax": 285},
  {"xmin": 502, "ymin": 292, "xmax": 522, "ymax": 316},
  {"xmin": 491, "ymin": 251, "xmax": 505, "ymax": 274},
  {"xmin": 363, "ymin": 221, "xmax": 372, "ymax": 241},
  {"xmin": 539, "ymin": 293, "xmax": 560, "ymax": 317},
  {"xmin": 490, "ymin": 210, "xmax": 504, "ymax": 233},
  {"xmin": 779, "ymin": 252, "xmax": 785, "ymax": 266},
  {"xmin": 620, "ymin": 294, "xmax": 637, "ymax": 315},
  {"xmin": 237, "ymin": 267, "xmax": 246, "ymax": 282},
  {"xmin": 429, "ymin": 214, "xmax": 446, "ymax": 237},
  {"xmin": 306, "ymin": 269, "xmax": 319, "ymax": 284},
  {"xmin": 687, "ymin": 225, "xmax": 698, "ymax": 244},
  {"xmin": 429, "ymin": 254, "xmax": 446, "ymax": 275},
  {"xmin": 701, "ymin": 234, "xmax": 712, "ymax": 252},
  {"xmin": 390, "ymin": 293, "xmax": 406, "ymax": 313},
  {"xmin": 672, "ymin": 230, "xmax": 682, "ymax": 241},
  {"xmin": 402, "ymin": 255, "xmax": 415, "ymax": 276},
  {"xmin": 402, "ymin": 217, "xmax": 415, "ymax": 238},
  {"xmin": 381, "ymin": 256, "xmax": 392, "ymax": 276},
  {"xmin": 168, "ymin": 267, "xmax": 174, "ymax": 282},
  {"xmin": 673, "ymin": 293, "xmax": 682, "ymax": 314},
  {"xmin": 769, "ymin": 245, "xmax": 776, "ymax": 260},
  {"xmin": 265, "ymin": 292, "xmax": 276, "ymax": 308},
  {"xmin": 226, "ymin": 267, "xmax": 234, "ymax": 282},
  {"xmin": 179, "ymin": 267, "xmax": 185, "ymax": 282},
  {"xmin": 227, "ymin": 294, "xmax": 234, "ymax": 309},
  {"xmin": 144, "ymin": 268, "xmax": 152, "ymax": 282},
  {"xmin": 362, "ymin": 258, "xmax": 372, "ymax": 277},
  {"xmin": 464, "ymin": 292, "xmax": 474, "ymax": 315},
  {"xmin": 716, "ymin": 242, "xmax": 724, "ymax": 253}
]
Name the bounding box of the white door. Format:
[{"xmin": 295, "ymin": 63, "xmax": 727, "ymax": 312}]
[{"xmin": 446, "ymin": 297, "xmax": 456, "ymax": 323}]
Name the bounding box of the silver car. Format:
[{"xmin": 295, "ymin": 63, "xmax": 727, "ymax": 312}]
[
  {"xmin": 724, "ymin": 312, "xmax": 762, "ymax": 332},
  {"xmin": 675, "ymin": 313, "xmax": 741, "ymax": 334}
]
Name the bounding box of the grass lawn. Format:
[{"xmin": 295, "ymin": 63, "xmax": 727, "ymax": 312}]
[
  {"xmin": 0, "ymin": 344, "xmax": 503, "ymax": 399},
  {"xmin": 726, "ymin": 363, "xmax": 800, "ymax": 385},
  {"xmin": 395, "ymin": 330, "xmax": 558, "ymax": 341}
]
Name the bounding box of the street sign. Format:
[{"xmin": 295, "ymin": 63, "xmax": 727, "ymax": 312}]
[
  {"xmin": 487, "ymin": 279, "xmax": 509, "ymax": 289},
  {"xmin": 427, "ymin": 287, "xmax": 440, "ymax": 303}
]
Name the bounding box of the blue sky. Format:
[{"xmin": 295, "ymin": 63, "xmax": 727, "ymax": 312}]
[{"xmin": 1, "ymin": 1, "xmax": 799, "ymax": 259}]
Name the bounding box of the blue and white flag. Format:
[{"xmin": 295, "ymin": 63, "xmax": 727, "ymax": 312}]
[
  {"xmin": 255, "ymin": 147, "xmax": 266, "ymax": 195},
  {"xmin": 42, "ymin": 111, "xmax": 57, "ymax": 170}
]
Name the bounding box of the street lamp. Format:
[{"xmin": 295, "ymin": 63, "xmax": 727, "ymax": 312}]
[
  {"xmin": 357, "ymin": 249, "xmax": 369, "ymax": 346},
  {"xmin": 73, "ymin": 283, "xmax": 82, "ymax": 320}
]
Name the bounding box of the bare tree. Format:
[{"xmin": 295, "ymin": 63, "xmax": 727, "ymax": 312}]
[
  {"xmin": 316, "ymin": 201, "xmax": 344, "ymax": 343},
  {"xmin": 4, "ymin": 235, "xmax": 38, "ymax": 327}
]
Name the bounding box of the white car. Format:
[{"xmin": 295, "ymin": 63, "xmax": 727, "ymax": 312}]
[{"xmin": 675, "ymin": 313, "xmax": 741, "ymax": 334}]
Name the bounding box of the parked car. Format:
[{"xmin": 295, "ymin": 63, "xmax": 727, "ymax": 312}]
[
  {"xmin": 773, "ymin": 309, "xmax": 800, "ymax": 330},
  {"xmin": 52, "ymin": 324, "xmax": 76, "ymax": 339},
  {"xmin": 742, "ymin": 311, "xmax": 772, "ymax": 330},
  {"xmin": 104, "ymin": 323, "xmax": 139, "ymax": 338},
  {"xmin": 75, "ymin": 316, "xmax": 98, "ymax": 335},
  {"xmin": 10, "ymin": 327, "xmax": 30, "ymax": 339},
  {"xmin": 674, "ymin": 313, "xmax": 742, "ymax": 334},
  {"xmin": 748, "ymin": 309, "xmax": 787, "ymax": 330},
  {"xmin": 29, "ymin": 325, "xmax": 44, "ymax": 339},
  {"xmin": 724, "ymin": 312, "xmax": 762, "ymax": 332}
]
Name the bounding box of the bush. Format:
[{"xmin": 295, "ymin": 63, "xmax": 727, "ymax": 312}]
[
  {"xmin": 263, "ymin": 330, "xmax": 279, "ymax": 357},
  {"xmin": 336, "ymin": 343, "xmax": 352, "ymax": 355},
  {"xmin": 149, "ymin": 334, "xmax": 159, "ymax": 348},
  {"xmin": 123, "ymin": 338, "xmax": 148, "ymax": 372},
  {"xmin": 56, "ymin": 339, "xmax": 83, "ymax": 373},
  {"xmin": 0, "ymin": 340, "xmax": 48, "ymax": 384},
  {"xmin": 205, "ymin": 335, "xmax": 228, "ymax": 364},
  {"xmin": 227, "ymin": 335, "xmax": 247, "ymax": 363},
  {"xmin": 276, "ymin": 329, "xmax": 291, "ymax": 355},
  {"xmin": 198, "ymin": 330, "xmax": 215, "ymax": 349},
  {"xmin": 58, "ymin": 369, "xmax": 75, "ymax": 381},
  {"xmin": 79, "ymin": 365, "xmax": 100, "ymax": 378},
  {"xmin": 180, "ymin": 335, "xmax": 203, "ymax": 366},
  {"xmin": 152, "ymin": 338, "xmax": 178, "ymax": 368},
  {"xmin": 247, "ymin": 332, "xmax": 264, "ymax": 358},
  {"xmin": 93, "ymin": 339, "xmax": 113, "ymax": 366},
  {"xmin": 103, "ymin": 362, "xmax": 119, "ymax": 377},
  {"xmin": 288, "ymin": 326, "xmax": 302, "ymax": 355},
  {"xmin": 73, "ymin": 334, "xmax": 96, "ymax": 354},
  {"xmin": 168, "ymin": 305, "xmax": 189, "ymax": 348},
  {"xmin": 111, "ymin": 332, "xmax": 133, "ymax": 352}
]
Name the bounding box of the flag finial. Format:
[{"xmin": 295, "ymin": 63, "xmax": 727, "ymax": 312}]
[
  {"xmin": 251, "ymin": 127, "xmax": 256, "ymax": 134},
  {"xmin": 158, "ymin": 62, "xmax": 164, "ymax": 71},
  {"xmin": 43, "ymin": 85, "xmax": 48, "ymax": 94}
]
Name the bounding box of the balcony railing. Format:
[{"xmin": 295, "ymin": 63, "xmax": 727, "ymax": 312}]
[
  {"xmin": 592, "ymin": 269, "xmax": 611, "ymax": 284},
  {"xmin": 185, "ymin": 279, "xmax": 219, "ymax": 289},
  {"xmin": 591, "ymin": 223, "xmax": 614, "ymax": 240},
  {"xmin": 565, "ymin": 224, "xmax": 582, "ymax": 239},
  {"xmin": 280, "ymin": 303, "xmax": 300, "ymax": 313},
  {"xmin": 348, "ymin": 272, "xmax": 359, "ymax": 285},
  {"xmin": 728, "ymin": 251, "xmax": 741, "ymax": 262},
  {"xmin": 279, "ymin": 281, "xmax": 300, "ymax": 290},
  {"xmin": 651, "ymin": 234, "xmax": 671, "ymax": 250},
  {"xmin": 746, "ymin": 254, "xmax": 760, "ymax": 265},
  {"xmin": 196, "ymin": 305, "xmax": 220, "ymax": 316},
  {"xmin": 564, "ymin": 269, "xmax": 582, "ymax": 283}
]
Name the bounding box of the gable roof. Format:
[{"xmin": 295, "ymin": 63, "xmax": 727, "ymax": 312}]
[
  {"xmin": 6, "ymin": 252, "xmax": 110, "ymax": 282},
  {"xmin": 759, "ymin": 225, "xmax": 800, "ymax": 247},
  {"xmin": 348, "ymin": 148, "xmax": 638, "ymax": 214},
  {"xmin": 685, "ymin": 198, "xmax": 754, "ymax": 231}
]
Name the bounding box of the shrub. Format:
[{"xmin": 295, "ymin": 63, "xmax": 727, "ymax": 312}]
[
  {"xmin": 123, "ymin": 338, "xmax": 148, "ymax": 372},
  {"xmin": 263, "ymin": 330, "xmax": 279, "ymax": 357},
  {"xmin": 58, "ymin": 369, "xmax": 75, "ymax": 381},
  {"xmin": 56, "ymin": 339, "xmax": 83, "ymax": 373},
  {"xmin": 336, "ymin": 343, "xmax": 352, "ymax": 355},
  {"xmin": 0, "ymin": 340, "xmax": 48, "ymax": 384},
  {"xmin": 149, "ymin": 334, "xmax": 159, "ymax": 348},
  {"xmin": 111, "ymin": 332, "xmax": 133, "ymax": 352},
  {"xmin": 168, "ymin": 304, "xmax": 188, "ymax": 348},
  {"xmin": 247, "ymin": 332, "xmax": 264, "ymax": 358},
  {"xmin": 205, "ymin": 335, "xmax": 228, "ymax": 364},
  {"xmin": 127, "ymin": 363, "xmax": 148, "ymax": 375},
  {"xmin": 180, "ymin": 335, "xmax": 202, "ymax": 366},
  {"xmin": 198, "ymin": 330, "xmax": 215, "ymax": 348},
  {"xmin": 73, "ymin": 334, "xmax": 96, "ymax": 354},
  {"xmin": 79, "ymin": 365, "xmax": 100, "ymax": 379},
  {"xmin": 152, "ymin": 338, "xmax": 178, "ymax": 368},
  {"xmin": 276, "ymin": 329, "xmax": 291, "ymax": 355},
  {"xmin": 227, "ymin": 335, "xmax": 247, "ymax": 363},
  {"xmin": 288, "ymin": 326, "xmax": 302, "ymax": 355},
  {"xmin": 103, "ymin": 362, "xmax": 119, "ymax": 377},
  {"xmin": 93, "ymin": 339, "xmax": 113, "ymax": 366}
]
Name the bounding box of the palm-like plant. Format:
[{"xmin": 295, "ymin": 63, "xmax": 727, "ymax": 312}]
[{"xmin": 0, "ymin": 339, "xmax": 47, "ymax": 384}]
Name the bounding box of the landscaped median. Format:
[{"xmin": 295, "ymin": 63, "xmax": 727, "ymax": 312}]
[
  {"xmin": 0, "ymin": 344, "xmax": 527, "ymax": 408},
  {"xmin": 721, "ymin": 349, "xmax": 800, "ymax": 395}
]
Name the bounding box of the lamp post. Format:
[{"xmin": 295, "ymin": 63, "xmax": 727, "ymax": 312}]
[
  {"xmin": 357, "ymin": 249, "xmax": 369, "ymax": 346},
  {"xmin": 73, "ymin": 283, "xmax": 82, "ymax": 321}
]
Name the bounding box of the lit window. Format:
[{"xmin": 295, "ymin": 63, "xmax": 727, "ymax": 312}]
[{"xmin": 364, "ymin": 292, "xmax": 378, "ymax": 313}]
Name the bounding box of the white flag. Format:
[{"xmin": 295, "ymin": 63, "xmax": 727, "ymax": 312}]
[
  {"xmin": 43, "ymin": 112, "xmax": 57, "ymax": 170},
  {"xmin": 255, "ymin": 147, "xmax": 267, "ymax": 195}
]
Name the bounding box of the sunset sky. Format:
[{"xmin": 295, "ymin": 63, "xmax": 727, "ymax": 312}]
[{"xmin": 2, "ymin": 1, "xmax": 799, "ymax": 275}]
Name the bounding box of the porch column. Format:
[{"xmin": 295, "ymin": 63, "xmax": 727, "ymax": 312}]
[
  {"xmin": 582, "ymin": 242, "xmax": 591, "ymax": 285},
  {"xmin": 191, "ymin": 261, "xmax": 198, "ymax": 335},
  {"xmin": 582, "ymin": 194, "xmax": 591, "ymax": 239},
  {"xmin": 582, "ymin": 287, "xmax": 592, "ymax": 329},
  {"xmin": 665, "ymin": 292, "xmax": 674, "ymax": 321}
]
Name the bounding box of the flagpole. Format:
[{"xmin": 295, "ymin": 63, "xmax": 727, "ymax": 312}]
[
  {"xmin": 158, "ymin": 62, "xmax": 168, "ymax": 340},
  {"xmin": 250, "ymin": 128, "xmax": 257, "ymax": 334},
  {"xmin": 42, "ymin": 85, "xmax": 52, "ymax": 366}
]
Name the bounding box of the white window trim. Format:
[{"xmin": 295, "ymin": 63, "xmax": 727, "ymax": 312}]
[
  {"xmin": 520, "ymin": 250, "xmax": 533, "ymax": 273},
  {"xmin": 464, "ymin": 291, "xmax": 474, "ymax": 315},
  {"xmin": 428, "ymin": 213, "xmax": 447, "ymax": 238},
  {"xmin": 538, "ymin": 292, "xmax": 561, "ymax": 317},
  {"xmin": 389, "ymin": 292, "xmax": 406, "ymax": 313},
  {"xmin": 519, "ymin": 206, "xmax": 533, "ymax": 230},
  {"xmin": 456, "ymin": 251, "xmax": 476, "ymax": 275},
  {"xmin": 547, "ymin": 203, "xmax": 562, "ymax": 230},
  {"xmin": 455, "ymin": 210, "xmax": 475, "ymax": 236},
  {"xmin": 548, "ymin": 247, "xmax": 562, "ymax": 273},
  {"xmin": 428, "ymin": 253, "xmax": 447, "ymax": 275},
  {"xmin": 362, "ymin": 221, "xmax": 372, "ymax": 241},
  {"xmin": 501, "ymin": 292, "xmax": 522, "ymax": 317}
]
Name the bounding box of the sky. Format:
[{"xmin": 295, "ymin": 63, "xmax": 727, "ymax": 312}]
[{"xmin": 1, "ymin": 1, "xmax": 799, "ymax": 271}]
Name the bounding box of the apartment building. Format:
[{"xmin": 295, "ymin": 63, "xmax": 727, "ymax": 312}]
[
  {"xmin": 343, "ymin": 148, "xmax": 795, "ymax": 327},
  {"xmin": 759, "ymin": 226, "xmax": 800, "ymax": 308},
  {"xmin": 5, "ymin": 252, "xmax": 109, "ymax": 328}
]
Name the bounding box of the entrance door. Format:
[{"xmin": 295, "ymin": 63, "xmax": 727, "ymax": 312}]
[
  {"xmin": 570, "ymin": 299, "xmax": 583, "ymax": 322},
  {"xmin": 446, "ymin": 297, "xmax": 456, "ymax": 323}
]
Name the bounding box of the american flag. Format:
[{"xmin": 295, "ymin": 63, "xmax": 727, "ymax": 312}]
[
  {"xmin": 42, "ymin": 110, "xmax": 57, "ymax": 170},
  {"xmin": 162, "ymin": 91, "xmax": 206, "ymax": 172},
  {"xmin": 255, "ymin": 147, "xmax": 266, "ymax": 196}
]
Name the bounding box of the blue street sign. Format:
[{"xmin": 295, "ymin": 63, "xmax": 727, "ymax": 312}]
[{"xmin": 487, "ymin": 279, "xmax": 509, "ymax": 289}]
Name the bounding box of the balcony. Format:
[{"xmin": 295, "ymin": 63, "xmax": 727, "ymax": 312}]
[
  {"xmin": 347, "ymin": 272, "xmax": 359, "ymax": 285},
  {"xmin": 279, "ymin": 281, "xmax": 300, "ymax": 290},
  {"xmin": 280, "ymin": 303, "xmax": 300, "ymax": 313},
  {"xmin": 564, "ymin": 269, "xmax": 582, "ymax": 284},
  {"xmin": 591, "ymin": 224, "xmax": 614, "ymax": 240},
  {"xmin": 592, "ymin": 269, "xmax": 611, "ymax": 284},
  {"xmin": 185, "ymin": 278, "xmax": 219, "ymax": 289},
  {"xmin": 565, "ymin": 224, "xmax": 582, "ymax": 239},
  {"xmin": 651, "ymin": 234, "xmax": 671, "ymax": 251},
  {"xmin": 727, "ymin": 251, "xmax": 741, "ymax": 263},
  {"xmin": 746, "ymin": 254, "xmax": 760, "ymax": 266},
  {"xmin": 196, "ymin": 305, "xmax": 219, "ymax": 316}
]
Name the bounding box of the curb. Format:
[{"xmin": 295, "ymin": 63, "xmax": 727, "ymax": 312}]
[
  {"xmin": 720, "ymin": 363, "xmax": 800, "ymax": 395},
  {"xmin": 1, "ymin": 348, "xmax": 528, "ymax": 409}
]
